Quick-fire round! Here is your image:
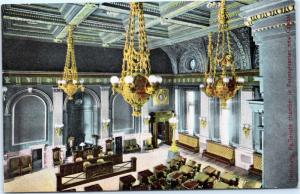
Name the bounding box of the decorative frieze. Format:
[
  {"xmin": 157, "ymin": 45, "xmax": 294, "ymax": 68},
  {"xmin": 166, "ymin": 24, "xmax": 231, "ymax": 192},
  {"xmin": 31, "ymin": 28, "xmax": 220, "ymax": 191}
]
[{"xmin": 244, "ymin": 4, "xmax": 295, "ymax": 27}]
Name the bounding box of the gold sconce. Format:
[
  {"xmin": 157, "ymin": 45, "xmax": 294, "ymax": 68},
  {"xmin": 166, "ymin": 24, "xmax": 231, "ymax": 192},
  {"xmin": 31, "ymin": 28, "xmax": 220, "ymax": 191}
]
[
  {"xmin": 55, "ymin": 124, "xmax": 64, "ymax": 136},
  {"xmin": 102, "ymin": 119, "xmax": 111, "ymax": 131},
  {"xmin": 169, "ymin": 116, "xmax": 179, "ymax": 153},
  {"xmin": 199, "ymin": 117, "xmax": 207, "ymax": 129},
  {"xmin": 143, "ymin": 115, "xmax": 151, "ymax": 126},
  {"xmin": 243, "ymin": 124, "xmax": 251, "ymax": 137}
]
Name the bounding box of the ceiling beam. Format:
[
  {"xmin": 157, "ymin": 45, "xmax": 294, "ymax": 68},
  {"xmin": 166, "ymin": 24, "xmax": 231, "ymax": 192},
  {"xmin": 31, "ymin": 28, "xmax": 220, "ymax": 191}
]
[
  {"xmin": 54, "ymin": 3, "xmax": 98, "ymax": 40},
  {"xmin": 101, "ymin": 1, "xmax": 209, "ymax": 45}
]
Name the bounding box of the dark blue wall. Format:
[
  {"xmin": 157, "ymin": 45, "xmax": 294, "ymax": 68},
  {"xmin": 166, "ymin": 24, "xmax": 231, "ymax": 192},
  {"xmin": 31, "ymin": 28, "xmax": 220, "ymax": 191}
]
[{"xmin": 3, "ymin": 38, "xmax": 173, "ymax": 74}]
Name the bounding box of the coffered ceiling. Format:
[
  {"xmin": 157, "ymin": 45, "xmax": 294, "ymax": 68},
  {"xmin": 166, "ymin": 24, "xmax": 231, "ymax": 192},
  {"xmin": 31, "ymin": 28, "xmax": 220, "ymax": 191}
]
[{"xmin": 2, "ymin": 1, "xmax": 257, "ymax": 50}]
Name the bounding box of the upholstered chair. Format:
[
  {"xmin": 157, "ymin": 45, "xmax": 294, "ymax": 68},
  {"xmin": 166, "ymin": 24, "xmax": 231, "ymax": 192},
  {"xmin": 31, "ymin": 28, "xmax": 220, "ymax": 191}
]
[
  {"xmin": 97, "ymin": 159, "xmax": 105, "ymax": 164},
  {"xmin": 20, "ymin": 155, "xmax": 32, "ymax": 175},
  {"xmin": 87, "ymin": 154, "xmax": 94, "ymax": 160},
  {"xmin": 98, "ymin": 152, "xmax": 105, "ymax": 158},
  {"xmin": 83, "ymin": 161, "xmax": 91, "ymax": 172},
  {"xmin": 213, "ymin": 170, "xmax": 221, "ymax": 180},
  {"xmin": 75, "ymin": 157, "xmax": 83, "ymax": 162},
  {"xmin": 144, "ymin": 138, "xmax": 153, "ymax": 150},
  {"xmin": 186, "ymin": 159, "xmax": 196, "ymax": 168},
  {"xmin": 9, "ymin": 157, "xmax": 21, "ymax": 178},
  {"xmin": 52, "ymin": 147, "xmax": 62, "ymax": 166}
]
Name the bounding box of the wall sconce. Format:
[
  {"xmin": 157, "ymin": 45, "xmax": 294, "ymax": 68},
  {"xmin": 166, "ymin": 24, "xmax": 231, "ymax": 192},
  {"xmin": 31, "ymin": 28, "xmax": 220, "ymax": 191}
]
[
  {"xmin": 199, "ymin": 117, "xmax": 207, "ymax": 129},
  {"xmin": 2, "ymin": 86, "xmax": 7, "ymax": 101},
  {"xmin": 28, "ymin": 87, "xmax": 33, "ymax": 93},
  {"xmin": 168, "ymin": 116, "xmax": 179, "ymax": 153},
  {"xmin": 143, "ymin": 115, "xmax": 151, "ymax": 126},
  {"xmin": 55, "ymin": 124, "xmax": 64, "ymax": 136},
  {"xmin": 243, "ymin": 124, "xmax": 251, "ymax": 137},
  {"xmin": 102, "ymin": 119, "xmax": 111, "ymax": 131}
]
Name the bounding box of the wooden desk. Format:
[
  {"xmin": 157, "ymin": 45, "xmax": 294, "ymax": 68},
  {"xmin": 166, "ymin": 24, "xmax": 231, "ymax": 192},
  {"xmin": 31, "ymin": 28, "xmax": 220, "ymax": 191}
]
[
  {"xmin": 213, "ymin": 181, "xmax": 230, "ymax": 189},
  {"xmin": 62, "ymin": 189, "xmax": 76, "ymax": 192},
  {"xmin": 151, "ymin": 178, "xmax": 168, "ymax": 190},
  {"xmin": 220, "ymin": 172, "xmax": 238, "ymax": 186},
  {"xmin": 84, "ymin": 184, "xmax": 103, "ymax": 191},
  {"xmin": 131, "ymin": 184, "xmax": 149, "ymax": 190},
  {"xmin": 182, "ymin": 180, "xmax": 199, "ymax": 189},
  {"xmin": 119, "ymin": 175, "xmax": 136, "ymax": 190},
  {"xmin": 154, "ymin": 164, "xmax": 167, "ymax": 178},
  {"xmin": 138, "ymin": 169, "xmax": 153, "ymax": 184},
  {"xmin": 179, "ymin": 165, "xmax": 193, "ymax": 175},
  {"xmin": 167, "ymin": 171, "xmax": 184, "ymax": 189},
  {"xmin": 202, "ymin": 166, "xmax": 216, "ymax": 176},
  {"xmin": 194, "ymin": 172, "xmax": 210, "ymax": 185}
]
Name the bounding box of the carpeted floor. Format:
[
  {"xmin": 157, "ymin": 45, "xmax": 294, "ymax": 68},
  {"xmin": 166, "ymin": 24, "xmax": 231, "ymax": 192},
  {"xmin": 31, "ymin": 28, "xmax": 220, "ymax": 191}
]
[{"xmin": 4, "ymin": 144, "xmax": 262, "ymax": 192}]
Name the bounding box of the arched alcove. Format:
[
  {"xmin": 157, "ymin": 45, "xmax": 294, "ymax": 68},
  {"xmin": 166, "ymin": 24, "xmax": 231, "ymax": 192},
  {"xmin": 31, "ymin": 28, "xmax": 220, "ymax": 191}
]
[
  {"xmin": 63, "ymin": 89, "xmax": 100, "ymax": 146},
  {"xmin": 4, "ymin": 88, "xmax": 53, "ymax": 152},
  {"xmin": 111, "ymin": 94, "xmax": 134, "ymax": 134}
]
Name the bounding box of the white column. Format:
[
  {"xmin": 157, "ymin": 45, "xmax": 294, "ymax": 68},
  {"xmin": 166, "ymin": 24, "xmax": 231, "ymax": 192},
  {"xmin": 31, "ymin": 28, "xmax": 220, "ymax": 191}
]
[
  {"xmin": 174, "ymin": 87, "xmax": 180, "ymax": 140},
  {"xmin": 219, "ymin": 100, "xmax": 232, "ymax": 146},
  {"xmin": 240, "ymin": 90, "xmax": 254, "ymax": 149},
  {"xmin": 199, "ymin": 91, "xmax": 209, "ymax": 152},
  {"xmin": 52, "ymin": 88, "xmax": 63, "ymax": 146},
  {"xmin": 235, "ymin": 90, "xmax": 254, "ymax": 170},
  {"xmin": 100, "ymin": 86, "xmax": 110, "ymax": 139}
]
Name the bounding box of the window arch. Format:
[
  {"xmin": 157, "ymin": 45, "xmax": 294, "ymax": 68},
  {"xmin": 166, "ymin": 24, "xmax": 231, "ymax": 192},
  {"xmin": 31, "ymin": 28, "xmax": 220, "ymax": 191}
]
[
  {"xmin": 12, "ymin": 95, "xmax": 47, "ymax": 145},
  {"xmin": 111, "ymin": 94, "xmax": 134, "ymax": 134}
]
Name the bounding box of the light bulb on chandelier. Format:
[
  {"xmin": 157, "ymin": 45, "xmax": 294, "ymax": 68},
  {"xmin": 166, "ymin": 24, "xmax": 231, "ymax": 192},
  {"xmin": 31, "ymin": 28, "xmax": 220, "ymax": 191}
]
[{"xmin": 110, "ymin": 3, "xmax": 162, "ymax": 117}]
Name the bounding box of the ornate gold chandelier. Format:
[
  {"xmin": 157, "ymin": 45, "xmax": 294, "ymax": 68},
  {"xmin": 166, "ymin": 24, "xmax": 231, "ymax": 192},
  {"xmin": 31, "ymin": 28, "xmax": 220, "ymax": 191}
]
[
  {"xmin": 201, "ymin": 0, "xmax": 244, "ymax": 108},
  {"xmin": 57, "ymin": 25, "xmax": 84, "ymax": 100},
  {"xmin": 110, "ymin": 3, "xmax": 162, "ymax": 117}
]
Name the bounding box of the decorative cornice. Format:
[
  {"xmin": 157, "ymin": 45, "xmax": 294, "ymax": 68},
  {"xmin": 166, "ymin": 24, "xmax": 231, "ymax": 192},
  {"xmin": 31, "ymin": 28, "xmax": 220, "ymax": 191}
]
[
  {"xmin": 3, "ymin": 70, "xmax": 259, "ymax": 86},
  {"xmin": 244, "ymin": 4, "xmax": 295, "ymax": 27}
]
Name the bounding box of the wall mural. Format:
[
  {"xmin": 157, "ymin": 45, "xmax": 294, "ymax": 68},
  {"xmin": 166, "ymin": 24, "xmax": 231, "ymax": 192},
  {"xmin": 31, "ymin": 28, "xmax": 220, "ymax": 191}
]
[{"xmin": 162, "ymin": 27, "xmax": 253, "ymax": 74}]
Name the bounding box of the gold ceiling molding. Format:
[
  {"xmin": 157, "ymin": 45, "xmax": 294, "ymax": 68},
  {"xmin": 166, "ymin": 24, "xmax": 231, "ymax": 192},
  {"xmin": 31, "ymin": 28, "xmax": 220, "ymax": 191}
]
[{"xmin": 245, "ymin": 4, "xmax": 295, "ymax": 27}]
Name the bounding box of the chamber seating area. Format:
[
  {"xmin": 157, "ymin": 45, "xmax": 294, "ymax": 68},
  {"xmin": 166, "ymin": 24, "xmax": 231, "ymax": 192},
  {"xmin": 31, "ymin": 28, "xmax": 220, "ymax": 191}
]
[
  {"xmin": 118, "ymin": 155, "xmax": 242, "ymax": 190},
  {"xmin": 3, "ymin": 0, "xmax": 296, "ymax": 191}
]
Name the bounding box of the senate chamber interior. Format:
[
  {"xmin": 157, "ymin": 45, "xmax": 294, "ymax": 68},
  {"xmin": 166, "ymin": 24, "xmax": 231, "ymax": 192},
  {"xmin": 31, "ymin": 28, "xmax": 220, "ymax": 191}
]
[{"xmin": 1, "ymin": 0, "xmax": 297, "ymax": 192}]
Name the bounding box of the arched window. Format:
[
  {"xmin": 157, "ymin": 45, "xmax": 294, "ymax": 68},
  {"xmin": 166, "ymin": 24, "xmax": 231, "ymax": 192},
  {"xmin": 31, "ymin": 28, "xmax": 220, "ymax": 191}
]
[{"xmin": 112, "ymin": 94, "xmax": 134, "ymax": 134}]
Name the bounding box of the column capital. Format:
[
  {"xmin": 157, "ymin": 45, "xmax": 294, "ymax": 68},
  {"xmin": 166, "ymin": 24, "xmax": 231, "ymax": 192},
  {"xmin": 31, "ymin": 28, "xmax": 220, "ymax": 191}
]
[
  {"xmin": 53, "ymin": 87, "xmax": 63, "ymax": 92},
  {"xmin": 100, "ymin": 85, "xmax": 111, "ymax": 91},
  {"xmin": 240, "ymin": 0, "xmax": 295, "ymax": 42}
]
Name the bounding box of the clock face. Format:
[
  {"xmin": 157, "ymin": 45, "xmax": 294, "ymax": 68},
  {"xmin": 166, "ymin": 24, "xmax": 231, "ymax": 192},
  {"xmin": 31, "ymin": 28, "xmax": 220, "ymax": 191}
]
[
  {"xmin": 189, "ymin": 59, "xmax": 196, "ymax": 70},
  {"xmin": 158, "ymin": 94, "xmax": 165, "ymax": 101}
]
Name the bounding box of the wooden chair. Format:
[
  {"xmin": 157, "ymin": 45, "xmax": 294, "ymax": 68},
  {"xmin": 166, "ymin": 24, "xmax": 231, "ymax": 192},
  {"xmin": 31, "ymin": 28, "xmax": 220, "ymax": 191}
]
[
  {"xmin": 20, "ymin": 155, "xmax": 32, "ymax": 175},
  {"xmin": 52, "ymin": 147, "xmax": 62, "ymax": 166},
  {"xmin": 8, "ymin": 157, "xmax": 21, "ymax": 178}
]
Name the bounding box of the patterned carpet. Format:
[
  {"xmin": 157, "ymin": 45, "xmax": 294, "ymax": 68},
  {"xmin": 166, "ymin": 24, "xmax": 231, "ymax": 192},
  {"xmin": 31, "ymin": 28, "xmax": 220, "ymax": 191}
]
[{"xmin": 4, "ymin": 144, "xmax": 262, "ymax": 192}]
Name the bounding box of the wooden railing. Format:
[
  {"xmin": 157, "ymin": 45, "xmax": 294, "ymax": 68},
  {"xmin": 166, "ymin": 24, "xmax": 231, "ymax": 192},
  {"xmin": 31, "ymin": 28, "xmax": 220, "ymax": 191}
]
[{"xmin": 56, "ymin": 157, "xmax": 137, "ymax": 191}]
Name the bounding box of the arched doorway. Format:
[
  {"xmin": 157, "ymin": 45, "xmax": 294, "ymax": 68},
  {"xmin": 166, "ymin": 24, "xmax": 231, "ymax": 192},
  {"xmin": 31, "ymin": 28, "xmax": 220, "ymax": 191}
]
[{"xmin": 63, "ymin": 89, "xmax": 100, "ymax": 148}]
